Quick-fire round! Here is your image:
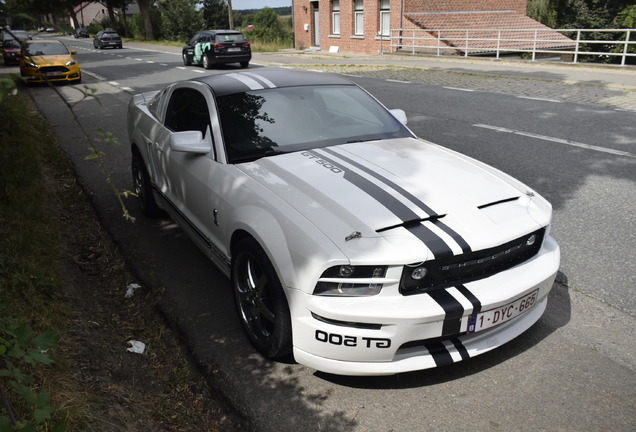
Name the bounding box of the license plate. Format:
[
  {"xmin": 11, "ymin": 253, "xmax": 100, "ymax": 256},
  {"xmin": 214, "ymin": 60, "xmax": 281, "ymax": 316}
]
[
  {"xmin": 227, "ymin": 47, "xmax": 241, "ymax": 52},
  {"xmin": 467, "ymin": 289, "xmax": 539, "ymax": 334},
  {"xmin": 46, "ymin": 71, "xmax": 62, "ymax": 76}
]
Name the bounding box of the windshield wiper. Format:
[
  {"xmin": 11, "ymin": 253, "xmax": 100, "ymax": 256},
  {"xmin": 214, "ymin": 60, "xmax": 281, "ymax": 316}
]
[{"xmin": 232, "ymin": 149, "xmax": 285, "ymax": 164}]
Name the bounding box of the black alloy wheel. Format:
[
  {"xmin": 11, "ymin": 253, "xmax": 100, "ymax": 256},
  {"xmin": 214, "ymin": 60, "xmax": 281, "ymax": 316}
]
[
  {"xmin": 232, "ymin": 238, "xmax": 292, "ymax": 358},
  {"xmin": 131, "ymin": 149, "xmax": 161, "ymax": 217}
]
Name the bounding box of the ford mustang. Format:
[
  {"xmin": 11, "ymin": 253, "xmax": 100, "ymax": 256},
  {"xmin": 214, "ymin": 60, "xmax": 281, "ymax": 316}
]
[{"xmin": 127, "ymin": 70, "xmax": 560, "ymax": 376}]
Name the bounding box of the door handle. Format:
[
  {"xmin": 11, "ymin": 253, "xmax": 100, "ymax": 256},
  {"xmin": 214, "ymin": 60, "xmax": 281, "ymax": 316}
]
[{"xmin": 154, "ymin": 141, "xmax": 164, "ymax": 152}]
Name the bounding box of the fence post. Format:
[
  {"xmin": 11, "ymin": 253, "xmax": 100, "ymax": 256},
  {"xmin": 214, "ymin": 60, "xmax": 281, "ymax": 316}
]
[
  {"xmin": 573, "ymin": 30, "xmax": 581, "ymax": 64},
  {"xmin": 496, "ymin": 30, "xmax": 501, "ymax": 59},
  {"xmin": 412, "ymin": 29, "xmax": 415, "ymax": 55},
  {"xmin": 532, "ymin": 30, "xmax": 537, "ymax": 61},
  {"xmin": 622, "ymin": 29, "xmax": 630, "ymax": 66},
  {"xmin": 465, "ymin": 30, "xmax": 469, "ymax": 57},
  {"xmin": 437, "ymin": 30, "xmax": 441, "ymax": 56}
]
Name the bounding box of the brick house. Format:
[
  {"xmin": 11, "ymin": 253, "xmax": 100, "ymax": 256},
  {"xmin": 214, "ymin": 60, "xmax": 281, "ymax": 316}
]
[{"xmin": 292, "ymin": 0, "xmax": 572, "ymax": 55}]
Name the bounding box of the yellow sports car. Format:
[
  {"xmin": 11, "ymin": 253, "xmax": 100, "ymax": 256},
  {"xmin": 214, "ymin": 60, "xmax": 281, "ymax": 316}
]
[{"xmin": 19, "ymin": 40, "xmax": 81, "ymax": 84}]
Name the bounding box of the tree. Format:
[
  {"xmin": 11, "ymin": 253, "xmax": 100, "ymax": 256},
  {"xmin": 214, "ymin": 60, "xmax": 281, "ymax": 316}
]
[
  {"xmin": 159, "ymin": 0, "xmax": 205, "ymax": 41},
  {"xmin": 202, "ymin": 0, "xmax": 229, "ymax": 29}
]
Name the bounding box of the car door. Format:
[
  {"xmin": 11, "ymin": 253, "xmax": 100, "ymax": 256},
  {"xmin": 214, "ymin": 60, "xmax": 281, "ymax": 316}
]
[{"xmin": 154, "ymin": 82, "xmax": 231, "ymax": 269}]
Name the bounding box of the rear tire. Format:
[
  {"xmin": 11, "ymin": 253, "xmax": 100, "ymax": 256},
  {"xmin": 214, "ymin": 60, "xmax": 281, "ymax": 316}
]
[
  {"xmin": 232, "ymin": 238, "xmax": 292, "ymax": 358},
  {"xmin": 183, "ymin": 52, "xmax": 191, "ymax": 66},
  {"xmin": 202, "ymin": 53, "xmax": 212, "ymax": 70},
  {"xmin": 240, "ymin": 61, "xmax": 249, "ymax": 68},
  {"xmin": 132, "ymin": 149, "xmax": 162, "ymax": 218}
]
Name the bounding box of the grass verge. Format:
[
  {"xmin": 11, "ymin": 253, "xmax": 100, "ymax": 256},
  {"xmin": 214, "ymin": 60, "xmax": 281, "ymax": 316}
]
[{"xmin": 0, "ymin": 83, "xmax": 245, "ymax": 431}]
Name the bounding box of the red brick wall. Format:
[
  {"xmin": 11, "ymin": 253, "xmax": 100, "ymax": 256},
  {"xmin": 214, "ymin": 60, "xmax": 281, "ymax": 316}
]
[{"xmin": 292, "ymin": 0, "xmax": 528, "ymax": 53}]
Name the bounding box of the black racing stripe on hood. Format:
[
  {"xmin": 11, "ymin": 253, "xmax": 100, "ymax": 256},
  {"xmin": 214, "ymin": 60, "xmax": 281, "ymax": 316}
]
[
  {"xmin": 432, "ymin": 219, "xmax": 472, "ymax": 253},
  {"xmin": 309, "ymin": 150, "xmax": 421, "ymax": 223},
  {"xmin": 322, "ymin": 147, "xmax": 437, "ymax": 216},
  {"xmin": 406, "ymin": 223, "xmax": 454, "ymax": 259}
]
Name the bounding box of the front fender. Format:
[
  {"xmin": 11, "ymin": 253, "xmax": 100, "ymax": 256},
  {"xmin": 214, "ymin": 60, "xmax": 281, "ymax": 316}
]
[{"xmin": 229, "ymin": 203, "xmax": 347, "ymax": 294}]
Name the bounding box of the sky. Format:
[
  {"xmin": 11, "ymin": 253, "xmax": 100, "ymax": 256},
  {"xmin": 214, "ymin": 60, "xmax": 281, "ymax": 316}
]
[{"xmin": 231, "ymin": 0, "xmax": 292, "ymax": 10}]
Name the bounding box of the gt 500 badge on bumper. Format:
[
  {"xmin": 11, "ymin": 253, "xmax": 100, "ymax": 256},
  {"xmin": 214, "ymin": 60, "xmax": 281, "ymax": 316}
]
[{"xmin": 315, "ymin": 330, "xmax": 391, "ymax": 348}]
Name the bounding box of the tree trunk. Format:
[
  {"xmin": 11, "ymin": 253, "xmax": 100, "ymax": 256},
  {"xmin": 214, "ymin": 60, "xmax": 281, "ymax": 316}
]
[
  {"xmin": 136, "ymin": 0, "xmax": 154, "ymax": 40},
  {"xmin": 228, "ymin": 0, "xmax": 233, "ymax": 29},
  {"xmin": 106, "ymin": 1, "xmax": 117, "ymax": 29}
]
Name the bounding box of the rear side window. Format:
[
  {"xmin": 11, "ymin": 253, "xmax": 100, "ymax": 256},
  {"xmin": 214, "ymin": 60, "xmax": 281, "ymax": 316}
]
[{"xmin": 164, "ymin": 88, "xmax": 212, "ymax": 138}]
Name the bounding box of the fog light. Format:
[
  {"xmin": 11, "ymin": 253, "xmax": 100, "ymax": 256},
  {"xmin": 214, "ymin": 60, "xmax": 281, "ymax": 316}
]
[
  {"xmin": 339, "ymin": 265, "xmax": 354, "ymax": 277},
  {"xmin": 411, "ymin": 267, "xmax": 427, "ymax": 280},
  {"xmin": 526, "ymin": 234, "xmax": 536, "ymax": 246}
]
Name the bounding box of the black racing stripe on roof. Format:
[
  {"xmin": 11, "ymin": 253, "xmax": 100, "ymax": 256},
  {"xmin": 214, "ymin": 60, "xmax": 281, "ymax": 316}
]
[{"xmin": 195, "ymin": 70, "xmax": 355, "ymax": 96}]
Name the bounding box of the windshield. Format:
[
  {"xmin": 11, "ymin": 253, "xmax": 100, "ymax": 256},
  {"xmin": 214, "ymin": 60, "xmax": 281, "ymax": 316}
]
[
  {"xmin": 216, "ymin": 85, "xmax": 411, "ymax": 164},
  {"xmin": 24, "ymin": 42, "xmax": 69, "ymax": 56},
  {"xmin": 3, "ymin": 39, "xmax": 20, "ymax": 48}
]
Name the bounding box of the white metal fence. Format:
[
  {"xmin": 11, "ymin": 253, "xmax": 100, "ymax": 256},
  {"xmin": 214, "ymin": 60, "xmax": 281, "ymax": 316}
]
[{"xmin": 383, "ymin": 28, "xmax": 635, "ymax": 66}]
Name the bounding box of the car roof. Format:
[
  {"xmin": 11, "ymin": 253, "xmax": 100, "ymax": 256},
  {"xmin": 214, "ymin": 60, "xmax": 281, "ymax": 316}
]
[
  {"xmin": 200, "ymin": 30, "xmax": 243, "ymax": 34},
  {"xmin": 192, "ymin": 70, "xmax": 356, "ymax": 97}
]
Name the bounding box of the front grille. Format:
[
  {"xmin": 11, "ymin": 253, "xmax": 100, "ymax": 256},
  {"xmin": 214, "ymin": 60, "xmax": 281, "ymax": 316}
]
[
  {"xmin": 400, "ymin": 228, "xmax": 545, "ymax": 295},
  {"xmin": 39, "ymin": 66, "xmax": 69, "ymax": 74}
]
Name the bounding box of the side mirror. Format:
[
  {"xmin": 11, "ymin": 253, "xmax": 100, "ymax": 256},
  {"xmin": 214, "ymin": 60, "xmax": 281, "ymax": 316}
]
[
  {"xmin": 169, "ymin": 131, "xmax": 211, "ymax": 154},
  {"xmin": 71, "ymin": 50, "xmax": 77, "ymax": 55},
  {"xmin": 389, "ymin": 109, "xmax": 407, "ymax": 125}
]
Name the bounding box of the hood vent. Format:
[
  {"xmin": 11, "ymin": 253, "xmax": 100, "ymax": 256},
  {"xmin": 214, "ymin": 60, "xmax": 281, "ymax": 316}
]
[
  {"xmin": 376, "ymin": 214, "xmax": 446, "ymax": 233},
  {"xmin": 478, "ymin": 196, "xmax": 519, "ymax": 210}
]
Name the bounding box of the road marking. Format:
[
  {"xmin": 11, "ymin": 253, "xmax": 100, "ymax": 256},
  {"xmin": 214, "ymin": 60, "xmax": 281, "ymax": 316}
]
[
  {"xmin": 108, "ymin": 81, "xmax": 119, "ymax": 86},
  {"xmin": 386, "ymin": 79, "xmax": 411, "ymax": 84},
  {"xmin": 160, "ymin": 63, "xmax": 168, "ymax": 66},
  {"xmin": 121, "ymin": 87, "xmax": 134, "ymax": 92},
  {"xmin": 308, "ymin": 69, "xmax": 325, "ymax": 73},
  {"xmin": 517, "ymin": 96, "xmax": 562, "ymax": 103},
  {"xmin": 176, "ymin": 66, "xmax": 186, "ymax": 70},
  {"xmin": 474, "ymin": 124, "xmax": 636, "ymax": 159},
  {"xmin": 615, "ymin": 108, "xmax": 636, "ymax": 114},
  {"xmin": 192, "ymin": 70, "xmax": 205, "ymax": 73},
  {"xmin": 147, "ymin": 61, "xmax": 154, "ymax": 63},
  {"xmin": 135, "ymin": 58, "xmax": 143, "ymax": 61},
  {"xmin": 444, "ymin": 87, "xmax": 474, "ymax": 92}
]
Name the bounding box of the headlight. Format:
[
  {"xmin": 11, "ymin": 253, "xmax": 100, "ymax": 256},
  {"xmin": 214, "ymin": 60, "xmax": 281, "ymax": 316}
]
[
  {"xmin": 66, "ymin": 59, "xmax": 77, "ymax": 66},
  {"xmin": 25, "ymin": 62, "xmax": 38, "ymax": 68},
  {"xmin": 313, "ymin": 265, "xmax": 387, "ymax": 296}
]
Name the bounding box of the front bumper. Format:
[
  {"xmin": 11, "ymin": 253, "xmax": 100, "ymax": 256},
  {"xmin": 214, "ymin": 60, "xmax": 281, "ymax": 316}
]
[
  {"xmin": 21, "ymin": 67, "xmax": 81, "ymax": 83},
  {"xmin": 287, "ymin": 235, "xmax": 560, "ymax": 376}
]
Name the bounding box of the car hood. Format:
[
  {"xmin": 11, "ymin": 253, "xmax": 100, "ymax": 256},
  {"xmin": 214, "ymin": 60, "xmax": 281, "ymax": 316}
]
[
  {"xmin": 238, "ymin": 138, "xmax": 551, "ymax": 261},
  {"xmin": 26, "ymin": 55, "xmax": 73, "ymax": 66}
]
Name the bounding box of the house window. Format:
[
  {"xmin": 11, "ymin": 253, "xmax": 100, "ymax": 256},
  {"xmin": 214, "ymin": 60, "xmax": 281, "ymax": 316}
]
[
  {"xmin": 354, "ymin": 0, "xmax": 364, "ymax": 36},
  {"xmin": 332, "ymin": 1, "xmax": 340, "ymax": 35},
  {"xmin": 379, "ymin": 0, "xmax": 390, "ymax": 36}
]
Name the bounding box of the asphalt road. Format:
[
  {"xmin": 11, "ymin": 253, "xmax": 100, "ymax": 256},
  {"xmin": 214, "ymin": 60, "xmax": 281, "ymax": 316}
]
[{"xmin": 10, "ymin": 36, "xmax": 636, "ymax": 431}]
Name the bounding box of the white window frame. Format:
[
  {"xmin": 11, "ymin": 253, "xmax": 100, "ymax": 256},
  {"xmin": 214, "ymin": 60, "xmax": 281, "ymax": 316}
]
[
  {"xmin": 332, "ymin": 1, "xmax": 340, "ymax": 35},
  {"xmin": 379, "ymin": 0, "xmax": 390, "ymax": 36},
  {"xmin": 354, "ymin": 0, "xmax": 364, "ymax": 36}
]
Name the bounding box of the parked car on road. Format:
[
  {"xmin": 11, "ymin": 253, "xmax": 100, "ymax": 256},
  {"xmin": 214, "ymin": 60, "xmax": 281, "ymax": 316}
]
[
  {"xmin": 74, "ymin": 28, "xmax": 89, "ymax": 38},
  {"xmin": 2, "ymin": 38, "xmax": 21, "ymax": 65},
  {"xmin": 93, "ymin": 30, "xmax": 122, "ymax": 49},
  {"xmin": 182, "ymin": 30, "xmax": 251, "ymax": 69},
  {"xmin": 18, "ymin": 39, "xmax": 81, "ymax": 84},
  {"xmin": 127, "ymin": 70, "xmax": 560, "ymax": 376}
]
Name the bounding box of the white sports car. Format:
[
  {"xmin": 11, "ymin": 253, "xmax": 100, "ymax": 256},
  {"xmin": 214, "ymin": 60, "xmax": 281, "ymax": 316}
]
[{"xmin": 127, "ymin": 70, "xmax": 560, "ymax": 376}]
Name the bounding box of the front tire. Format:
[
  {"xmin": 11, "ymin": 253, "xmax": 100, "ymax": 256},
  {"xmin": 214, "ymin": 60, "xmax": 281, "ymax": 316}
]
[
  {"xmin": 182, "ymin": 52, "xmax": 191, "ymax": 66},
  {"xmin": 232, "ymin": 238, "xmax": 292, "ymax": 358},
  {"xmin": 131, "ymin": 149, "xmax": 161, "ymax": 218}
]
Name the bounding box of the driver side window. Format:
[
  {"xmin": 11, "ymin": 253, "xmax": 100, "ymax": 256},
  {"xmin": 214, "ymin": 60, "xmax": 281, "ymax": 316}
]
[{"xmin": 164, "ymin": 88, "xmax": 212, "ymax": 139}]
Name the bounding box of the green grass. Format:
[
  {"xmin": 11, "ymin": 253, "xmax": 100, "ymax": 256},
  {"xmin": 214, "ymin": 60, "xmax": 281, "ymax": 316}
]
[
  {"xmin": 0, "ymin": 83, "xmax": 85, "ymax": 429},
  {"xmin": 121, "ymin": 37, "xmax": 293, "ymax": 52}
]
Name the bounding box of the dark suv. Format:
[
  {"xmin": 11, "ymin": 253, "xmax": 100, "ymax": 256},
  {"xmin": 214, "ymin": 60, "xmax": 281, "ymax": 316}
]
[
  {"xmin": 93, "ymin": 30, "xmax": 122, "ymax": 49},
  {"xmin": 182, "ymin": 30, "xmax": 251, "ymax": 69},
  {"xmin": 74, "ymin": 28, "xmax": 89, "ymax": 38}
]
